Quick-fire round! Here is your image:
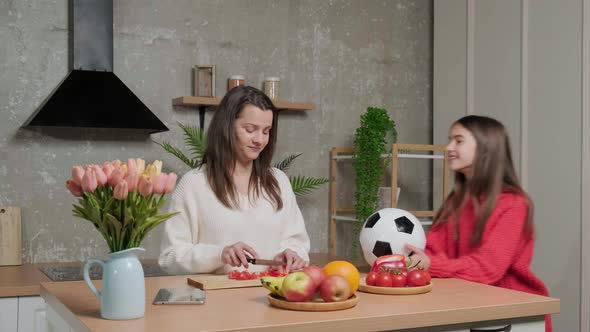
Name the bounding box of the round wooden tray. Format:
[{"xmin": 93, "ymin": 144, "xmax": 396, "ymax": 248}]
[
  {"xmin": 267, "ymin": 294, "xmax": 358, "ymax": 311},
  {"xmin": 358, "ymin": 280, "xmax": 433, "ymax": 295}
]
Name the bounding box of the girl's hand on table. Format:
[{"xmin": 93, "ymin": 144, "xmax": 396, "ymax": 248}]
[{"xmin": 405, "ymin": 244, "xmax": 431, "ymax": 270}]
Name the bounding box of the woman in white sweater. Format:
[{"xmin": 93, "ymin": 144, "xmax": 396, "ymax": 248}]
[{"xmin": 159, "ymin": 86, "xmax": 311, "ymax": 275}]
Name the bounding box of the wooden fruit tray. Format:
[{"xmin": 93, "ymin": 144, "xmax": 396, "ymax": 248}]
[
  {"xmin": 267, "ymin": 294, "xmax": 358, "ymax": 311},
  {"xmin": 358, "ymin": 279, "xmax": 433, "ymax": 295}
]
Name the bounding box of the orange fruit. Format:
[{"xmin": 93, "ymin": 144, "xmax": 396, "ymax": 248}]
[{"xmin": 323, "ymin": 260, "xmax": 360, "ymax": 294}]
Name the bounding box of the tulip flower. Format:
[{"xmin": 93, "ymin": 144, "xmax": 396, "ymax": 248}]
[
  {"xmin": 113, "ymin": 180, "xmax": 129, "ymax": 200},
  {"xmin": 125, "ymin": 170, "xmax": 139, "ymax": 191},
  {"xmin": 71, "ymin": 166, "xmax": 85, "ymax": 185},
  {"xmin": 135, "ymin": 158, "xmax": 145, "ymax": 175},
  {"xmin": 66, "ymin": 179, "xmax": 83, "ymax": 197},
  {"xmin": 92, "ymin": 165, "xmax": 107, "ymax": 187},
  {"xmin": 81, "ymin": 168, "xmax": 98, "ymax": 192},
  {"xmin": 164, "ymin": 173, "xmax": 178, "ymax": 193},
  {"xmin": 144, "ymin": 164, "xmax": 156, "ymax": 180},
  {"xmin": 153, "ymin": 173, "xmax": 168, "ymax": 194},
  {"xmin": 152, "ymin": 160, "xmax": 162, "ymax": 175},
  {"xmin": 138, "ymin": 175, "xmax": 153, "ymax": 197},
  {"xmin": 102, "ymin": 162, "xmax": 114, "ymax": 179},
  {"xmin": 127, "ymin": 158, "xmax": 137, "ymax": 174},
  {"xmin": 108, "ymin": 167, "xmax": 125, "ymax": 187},
  {"xmin": 66, "ymin": 158, "xmax": 179, "ymax": 254}
]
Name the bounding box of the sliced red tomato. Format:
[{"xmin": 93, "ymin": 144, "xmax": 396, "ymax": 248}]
[
  {"xmin": 267, "ymin": 269, "xmax": 287, "ymax": 277},
  {"xmin": 228, "ymin": 270, "xmax": 240, "ymax": 279}
]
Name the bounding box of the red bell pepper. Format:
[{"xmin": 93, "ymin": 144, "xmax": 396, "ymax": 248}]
[{"xmin": 371, "ymin": 254, "xmax": 408, "ymax": 272}]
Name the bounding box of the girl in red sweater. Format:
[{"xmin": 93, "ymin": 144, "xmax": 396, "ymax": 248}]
[{"xmin": 406, "ymin": 115, "xmax": 552, "ymax": 331}]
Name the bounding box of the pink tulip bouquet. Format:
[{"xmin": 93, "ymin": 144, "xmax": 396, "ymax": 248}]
[{"xmin": 65, "ymin": 158, "xmax": 179, "ymax": 253}]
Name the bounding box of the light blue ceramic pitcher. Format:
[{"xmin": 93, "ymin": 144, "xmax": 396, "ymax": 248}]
[{"xmin": 83, "ymin": 247, "xmax": 146, "ymax": 320}]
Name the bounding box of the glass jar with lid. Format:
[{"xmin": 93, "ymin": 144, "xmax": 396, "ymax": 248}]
[
  {"xmin": 263, "ymin": 77, "xmax": 280, "ymax": 100},
  {"xmin": 228, "ymin": 75, "xmax": 245, "ymax": 91}
]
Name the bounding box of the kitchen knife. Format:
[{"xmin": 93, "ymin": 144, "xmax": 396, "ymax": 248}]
[{"xmin": 246, "ymin": 257, "xmax": 284, "ymax": 266}]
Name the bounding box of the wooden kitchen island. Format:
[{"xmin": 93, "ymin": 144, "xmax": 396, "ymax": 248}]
[{"xmin": 41, "ymin": 274, "xmax": 559, "ymax": 332}]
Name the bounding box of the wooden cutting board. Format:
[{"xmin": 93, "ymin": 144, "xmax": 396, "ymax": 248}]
[
  {"xmin": 187, "ymin": 274, "xmax": 262, "ymax": 290},
  {"xmin": 0, "ymin": 206, "xmax": 22, "ymax": 266}
]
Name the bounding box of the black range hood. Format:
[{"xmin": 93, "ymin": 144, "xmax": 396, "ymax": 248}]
[{"xmin": 22, "ymin": 0, "xmax": 168, "ymax": 134}]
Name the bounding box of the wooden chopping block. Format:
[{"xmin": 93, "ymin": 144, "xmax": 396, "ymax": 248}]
[
  {"xmin": 187, "ymin": 274, "xmax": 262, "ymax": 290},
  {"xmin": 0, "ymin": 206, "xmax": 22, "ymax": 266}
]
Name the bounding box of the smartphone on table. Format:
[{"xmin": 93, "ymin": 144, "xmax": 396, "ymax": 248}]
[{"xmin": 153, "ymin": 288, "xmax": 206, "ymax": 305}]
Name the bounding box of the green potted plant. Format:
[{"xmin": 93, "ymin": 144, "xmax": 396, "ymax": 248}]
[
  {"xmin": 353, "ymin": 107, "xmax": 397, "ymax": 251},
  {"xmin": 155, "ymin": 123, "xmax": 329, "ymax": 196}
]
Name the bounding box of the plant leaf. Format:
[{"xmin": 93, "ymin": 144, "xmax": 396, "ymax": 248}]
[
  {"xmin": 178, "ymin": 122, "xmax": 206, "ymax": 165},
  {"xmin": 154, "ymin": 141, "xmax": 197, "ymax": 168},
  {"xmin": 289, "ymin": 175, "xmax": 329, "ymax": 196},
  {"xmin": 274, "ymin": 153, "xmax": 302, "ymax": 171}
]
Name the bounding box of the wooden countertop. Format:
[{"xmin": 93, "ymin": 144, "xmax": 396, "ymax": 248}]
[
  {"xmin": 0, "ymin": 253, "xmax": 365, "ymax": 298},
  {"xmin": 0, "ymin": 264, "xmax": 51, "ymax": 297},
  {"xmin": 41, "ymin": 276, "xmax": 559, "ymax": 332}
]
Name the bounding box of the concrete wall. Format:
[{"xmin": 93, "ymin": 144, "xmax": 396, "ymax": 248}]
[
  {"xmin": 434, "ymin": 1, "xmax": 586, "ymax": 331},
  {"xmin": 0, "ymin": 0, "xmax": 432, "ymax": 262}
]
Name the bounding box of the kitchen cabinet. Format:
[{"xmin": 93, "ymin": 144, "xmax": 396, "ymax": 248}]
[
  {"xmin": 18, "ymin": 296, "xmax": 47, "ymax": 332},
  {"xmin": 0, "ymin": 297, "xmax": 18, "ymax": 332},
  {"xmin": 46, "ymin": 305, "xmax": 72, "ymax": 332},
  {"xmin": 0, "ymin": 296, "xmax": 47, "ymax": 332}
]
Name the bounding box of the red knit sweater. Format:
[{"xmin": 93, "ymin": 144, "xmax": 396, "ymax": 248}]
[{"xmin": 425, "ymin": 192, "xmax": 552, "ymax": 332}]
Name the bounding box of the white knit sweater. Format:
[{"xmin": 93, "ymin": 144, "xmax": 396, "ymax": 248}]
[{"xmin": 158, "ymin": 167, "xmax": 311, "ymax": 275}]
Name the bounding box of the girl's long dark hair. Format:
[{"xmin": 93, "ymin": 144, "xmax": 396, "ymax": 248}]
[
  {"xmin": 200, "ymin": 86, "xmax": 282, "ymax": 210},
  {"xmin": 434, "ymin": 115, "xmax": 533, "ymax": 245}
]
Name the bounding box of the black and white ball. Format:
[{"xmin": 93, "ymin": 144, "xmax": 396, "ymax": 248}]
[{"xmin": 359, "ymin": 208, "xmax": 426, "ymax": 266}]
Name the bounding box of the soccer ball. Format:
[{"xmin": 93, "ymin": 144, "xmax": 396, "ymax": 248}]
[{"xmin": 359, "ymin": 208, "xmax": 426, "ymax": 267}]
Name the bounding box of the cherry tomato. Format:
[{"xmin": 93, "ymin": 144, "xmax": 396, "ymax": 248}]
[
  {"xmin": 365, "ymin": 271, "xmax": 379, "ymax": 286},
  {"xmin": 407, "ymin": 269, "xmax": 431, "ymax": 287},
  {"xmin": 237, "ymin": 271, "xmax": 251, "ymax": 280},
  {"xmin": 375, "ymin": 272, "xmax": 393, "ymax": 287},
  {"xmin": 391, "ymin": 272, "xmax": 407, "ymax": 287}
]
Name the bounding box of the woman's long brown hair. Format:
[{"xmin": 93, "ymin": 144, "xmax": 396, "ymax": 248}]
[
  {"xmin": 434, "ymin": 115, "xmax": 533, "ymax": 245},
  {"xmin": 200, "ymin": 86, "xmax": 282, "ymax": 210}
]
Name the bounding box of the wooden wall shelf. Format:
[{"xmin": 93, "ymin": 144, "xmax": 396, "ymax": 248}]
[{"xmin": 172, "ymin": 96, "xmax": 314, "ymax": 111}]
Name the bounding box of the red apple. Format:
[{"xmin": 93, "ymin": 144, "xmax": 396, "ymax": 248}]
[
  {"xmin": 282, "ymin": 271, "xmax": 317, "ymax": 302},
  {"xmin": 319, "ymin": 275, "xmax": 351, "ymax": 302},
  {"xmin": 303, "ymin": 265, "xmax": 326, "ymax": 286}
]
